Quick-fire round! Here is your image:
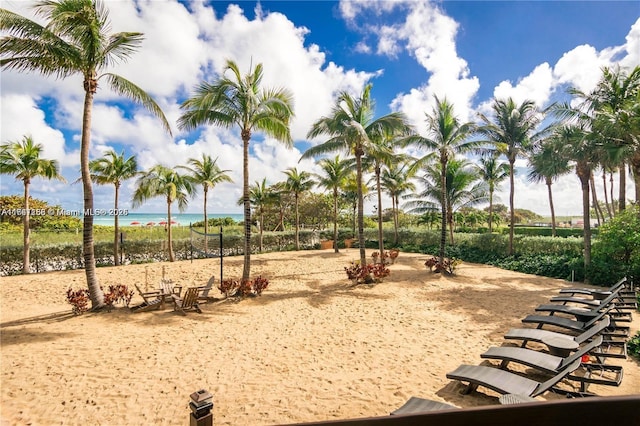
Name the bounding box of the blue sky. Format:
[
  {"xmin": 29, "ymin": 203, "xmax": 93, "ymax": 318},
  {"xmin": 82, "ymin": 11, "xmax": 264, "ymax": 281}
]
[{"xmin": 1, "ymin": 0, "xmax": 639, "ymax": 217}]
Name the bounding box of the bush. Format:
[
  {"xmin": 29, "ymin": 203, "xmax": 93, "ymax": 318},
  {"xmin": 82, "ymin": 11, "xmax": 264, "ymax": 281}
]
[
  {"xmin": 628, "ymin": 332, "xmax": 640, "ymax": 360},
  {"xmin": 589, "ymin": 205, "xmax": 640, "ymax": 285},
  {"xmin": 217, "ymin": 276, "xmax": 270, "ymax": 297},
  {"xmin": 66, "ymin": 288, "xmax": 90, "ymax": 315},
  {"xmin": 344, "ymin": 262, "xmax": 390, "ymax": 284}
]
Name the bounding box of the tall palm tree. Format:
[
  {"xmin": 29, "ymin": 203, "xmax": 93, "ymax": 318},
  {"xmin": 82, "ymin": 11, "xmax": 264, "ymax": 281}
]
[
  {"xmin": 283, "ymin": 167, "xmax": 314, "ymax": 251},
  {"xmin": 402, "ymin": 97, "xmax": 478, "ymax": 264},
  {"xmin": 249, "ymin": 178, "xmax": 270, "ymax": 252},
  {"xmin": 181, "ymin": 154, "xmax": 232, "ymax": 237},
  {"xmin": 0, "ymin": 0, "xmax": 171, "ymax": 308},
  {"xmin": 315, "ymin": 155, "xmax": 352, "ymax": 253},
  {"xmin": 381, "ymin": 162, "xmax": 416, "ymax": 245},
  {"xmin": 178, "ymin": 59, "xmax": 294, "ymax": 281},
  {"xmin": 89, "ymin": 150, "xmax": 137, "ymax": 266},
  {"xmin": 132, "ymin": 165, "xmax": 195, "ymax": 262},
  {"xmin": 363, "ymin": 130, "xmax": 407, "ymax": 261},
  {"xmin": 0, "ymin": 135, "xmax": 65, "ymax": 273},
  {"xmin": 405, "ymin": 158, "xmax": 488, "ymax": 245},
  {"xmin": 586, "ymin": 66, "xmax": 640, "ymax": 206},
  {"xmin": 526, "ymin": 134, "xmax": 570, "ymax": 237},
  {"xmin": 478, "ymin": 98, "xmax": 548, "ymax": 255},
  {"xmin": 303, "ymin": 83, "xmax": 412, "ymax": 266},
  {"xmin": 475, "ymin": 153, "xmax": 509, "ymax": 233}
]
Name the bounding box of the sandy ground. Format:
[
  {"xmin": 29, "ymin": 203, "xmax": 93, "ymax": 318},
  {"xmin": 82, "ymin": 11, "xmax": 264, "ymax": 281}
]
[{"xmin": 1, "ymin": 249, "xmax": 638, "ymax": 425}]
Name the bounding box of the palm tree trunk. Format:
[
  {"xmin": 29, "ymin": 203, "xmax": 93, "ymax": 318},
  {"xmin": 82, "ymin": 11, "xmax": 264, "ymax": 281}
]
[
  {"xmin": 167, "ymin": 199, "xmax": 174, "ymax": 262},
  {"xmin": 577, "ymin": 163, "xmax": 592, "ymax": 281},
  {"xmin": 439, "ymin": 161, "xmax": 447, "ymax": 264},
  {"xmin": 508, "ymin": 159, "xmax": 515, "ymax": 256},
  {"xmin": 294, "ymin": 194, "xmax": 300, "ymax": 250},
  {"xmin": 376, "ymin": 165, "xmax": 384, "ymax": 263},
  {"xmin": 602, "ymin": 171, "xmax": 612, "ymax": 219},
  {"xmin": 589, "ymin": 174, "xmax": 603, "ymax": 227},
  {"xmin": 488, "ymin": 187, "xmax": 494, "ymax": 233},
  {"xmin": 393, "ymin": 195, "xmax": 399, "ymax": 245},
  {"xmin": 609, "ymin": 171, "xmax": 616, "ymax": 216},
  {"xmin": 333, "ymin": 188, "xmax": 339, "ymax": 253},
  {"xmin": 631, "ymin": 153, "xmax": 640, "ymax": 204},
  {"xmin": 545, "ymin": 178, "xmax": 557, "ymax": 237},
  {"xmin": 81, "ymin": 79, "xmax": 104, "ymax": 308},
  {"xmin": 203, "ymin": 185, "xmax": 208, "ymax": 253},
  {"xmin": 242, "ymin": 130, "xmax": 252, "ymax": 281},
  {"xmin": 22, "ymin": 179, "xmax": 30, "ymax": 274},
  {"xmin": 114, "ymin": 182, "xmax": 120, "ymax": 266},
  {"xmin": 356, "ymin": 150, "xmax": 366, "ymax": 266},
  {"xmin": 259, "ymin": 210, "xmax": 264, "ymax": 252},
  {"xmin": 619, "ymin": 160, "xmax": 626, "ymax": 211}
]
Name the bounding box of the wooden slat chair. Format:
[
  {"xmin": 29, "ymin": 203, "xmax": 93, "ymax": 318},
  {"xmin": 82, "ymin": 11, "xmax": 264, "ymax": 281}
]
[
  {"xmin": 130, "ymin": 283, "xmax": 163, "ymax": 312},
  {"xmin": 158, "ymin": 278, "xmax": 181, "ymax": 303},
  {"xmin": 197, "ymin": 276, "xmax": 216, "ymax": 302},
  {"xmin": 172, "ymin": 287, "xmax": 202, "ymax": 315}
]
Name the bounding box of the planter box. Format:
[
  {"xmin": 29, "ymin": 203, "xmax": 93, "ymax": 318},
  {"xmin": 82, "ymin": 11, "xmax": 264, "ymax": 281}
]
[
  {"xmin": 344, "ymin": 238, "xmax": 354, "ymax": 248},
  {"xmin": 320, "ymin": 240, "xmax": 334, "ymax": 250}
]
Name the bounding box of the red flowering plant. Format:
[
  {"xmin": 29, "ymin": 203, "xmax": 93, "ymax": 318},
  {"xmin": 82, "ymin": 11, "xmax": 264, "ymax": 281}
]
[
  {"xmin": 345, "ymin": 262, "xmax": 390, "ymax": 285},
  {"xmin": 218, "ymin": 276, "xmax": 270, "ymax": 298}
]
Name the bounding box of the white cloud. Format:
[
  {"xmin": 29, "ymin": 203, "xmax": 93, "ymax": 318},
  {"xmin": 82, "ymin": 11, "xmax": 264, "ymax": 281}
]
[{"xmin": 492, "ymin": 63, "xmax": 555, "ymax": 107}]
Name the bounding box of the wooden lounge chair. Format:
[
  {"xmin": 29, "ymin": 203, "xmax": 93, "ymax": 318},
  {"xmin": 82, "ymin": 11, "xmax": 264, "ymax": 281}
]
[
  {"xmin": 446, "ymin": 358, "xmax": 582, "ymax": 398},
  {"xmin": 535, "ymin": 296, "xmax": 632, "ymax": 322},
  {"xmin": 130, "ymin": 283, "xmax": 163, "ymax": 312},
  {"xmin": 390, "ymin": 397, "xmax": 457, "ymax": 415},
  {"xmin": 172, "ymin": 287, "xmax": 202, "ymax": 315}
]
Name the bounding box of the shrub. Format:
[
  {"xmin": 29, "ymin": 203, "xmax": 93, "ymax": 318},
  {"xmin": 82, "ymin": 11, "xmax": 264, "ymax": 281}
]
[
  {"xmin": 424, "ymin": 256, "xmax": 460, "ymax": 275},
  {"xmin": 103, "ymin": 284, "xmax": 134, "ymax": 310},
  {"xmin": 66, "ymin": 288, "xmax": 90, "ymax": 315},
  {"xmin": 344, "ymin": 262, "xmax": 390, "ymax": 284},
  {"xmin": 218, "ymin": 277, "xmax": 270, "ymax": 297},
  {"xmin": 628, "ymin": 331, "xmax": 640, "ymax": 360}
]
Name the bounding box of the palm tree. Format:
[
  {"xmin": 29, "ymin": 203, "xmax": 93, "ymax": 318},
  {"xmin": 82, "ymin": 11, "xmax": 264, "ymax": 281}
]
[
  {"xmin": 475, "ymin": 153, "xmax": 509, "ymax": 233},
  {"xmin": 478, "ymin": 98, "xmax": 548, "ymax": 255},
  {"xmin": 132, "ymin": 165, "xmax": 195, "ymax": 262},
  {"xmin": 89, "ymin": 150, "xmax": 137, "ymax": 266},
  {"xmin": 380, "ymin": 162, "xmax": 416, "ymax": 245},
  {"xmin": 364, "ymin": 130, "xmax": 408, "ymax": 261},
  {"xmin": 402, "ymin": 97, "xmax": 478, "ymax": 264},
  {"xmin": 181, "ymin": 154, "xmax": 232, "ymax": 241},
  {"xmin": 303, "ymin": 83, "xmax": 412, "ymax": 266},
  {"xmin": 249, "ymin": 178, "xmax": 270, "ymax": 252},
  {"xmin": 405, "ymin": 158, "xmax": 488, "ymax": 245},
  {"xmin": 0, "ymin": 135, "xmax": 65, "ymax": 273},
  {"xmin": 315, "ymin": 155, "xmax": 352, "ymax": 253},
  {"xmin": 283, "ymin": 167, "xmax": 314, "ymax": 251},
  {"xmin": 0, "ymin": 0, "xmax": 171, "ymax": 308},
  {"xmin": 526, "ymin": 134, "xmax": 570, "ymax": 237},
  {"xmin": 587, "ymin": 66, "xmax": 640, "ymax": 206},
  {"xmin": 178, "ymin": 59, "xmax": 294, "ymax": 281}
]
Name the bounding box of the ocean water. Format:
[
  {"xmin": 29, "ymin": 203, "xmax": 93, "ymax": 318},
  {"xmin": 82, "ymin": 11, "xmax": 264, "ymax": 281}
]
[{"xmin": 93, "ymin": 212, "xmax": 244, "ymax": 227}]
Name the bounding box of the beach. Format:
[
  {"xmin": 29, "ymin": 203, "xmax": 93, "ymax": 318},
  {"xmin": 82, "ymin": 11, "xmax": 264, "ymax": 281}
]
[{"xmin": 1, "ymin": 249, "xmax": 638, "ymax": 425}]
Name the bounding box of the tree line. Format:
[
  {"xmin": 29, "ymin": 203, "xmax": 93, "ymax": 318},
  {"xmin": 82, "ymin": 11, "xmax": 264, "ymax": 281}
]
[{"xmin": 1, "ymin": 0, "xmax": 638, "ymax": 310}]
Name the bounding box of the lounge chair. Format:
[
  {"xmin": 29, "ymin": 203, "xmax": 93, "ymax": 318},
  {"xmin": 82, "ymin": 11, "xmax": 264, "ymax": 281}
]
[
  {"xmin": 172, "ymin": 287, "xmax": 202, "ymax": 315},
  {"xmin": 446, "ymin": 358, "xmax": 581, "ymax": 398},
  {"xmin": 504, "ymin": 317, "xmax": 627, "ymax": 359},
  {"xmin": 390, "ymin": 397, "xmax": 457, "ymax": 415},
  {"xmin": 481, "ymin": 336, "xmax": 604, "ymax": 375},
  {"xmin": 521, "ymin": 308, "xmax": 630, "ymax": 338},
  {"xmin": 558, "ymin": 277, "xmax": 627, "ymax": 297},
  {"xmin": 197, "ymin": 276, "xmax": 216, "ymax": 302},
  {"xmin": 480, "ymin": 336, "xmax": 624, "ymax": 392},
  {"xmin": 535, "ymin": 295, "xmax": 632, "ymax": 322},
  {"xmin": 130, "ymin": 283, "xmax": 163, "ymax": 312}
]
